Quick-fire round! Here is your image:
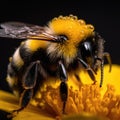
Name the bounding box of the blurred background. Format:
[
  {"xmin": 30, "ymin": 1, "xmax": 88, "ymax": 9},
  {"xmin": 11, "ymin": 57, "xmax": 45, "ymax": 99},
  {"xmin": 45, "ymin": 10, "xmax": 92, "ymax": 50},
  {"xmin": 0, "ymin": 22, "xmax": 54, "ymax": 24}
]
[{"xmin": 0, "ymin": 1, "xmax": 120, "ymax": 92}]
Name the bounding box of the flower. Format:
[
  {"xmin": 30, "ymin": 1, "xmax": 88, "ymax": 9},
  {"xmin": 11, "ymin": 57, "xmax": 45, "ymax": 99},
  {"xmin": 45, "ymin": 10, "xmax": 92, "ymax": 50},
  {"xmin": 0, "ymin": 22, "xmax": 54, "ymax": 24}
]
[{"xmin": 0, "ymin": 64, "xmax": 120, "ymax": 120}]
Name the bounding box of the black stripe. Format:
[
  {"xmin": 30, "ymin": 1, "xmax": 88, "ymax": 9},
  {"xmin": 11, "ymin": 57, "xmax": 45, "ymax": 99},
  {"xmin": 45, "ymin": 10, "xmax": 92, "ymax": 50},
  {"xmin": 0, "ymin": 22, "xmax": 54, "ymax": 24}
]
[
  {"xmin": 7, "ymin": 62, "xmax": 18, "ymax": 77},
  {"xmin": 7, "ymin": 47, "xmax": 24, "ymax": 77},
  {"xmin": 19, "ymin": 44, "xmax": 33, "ymax": 64}
]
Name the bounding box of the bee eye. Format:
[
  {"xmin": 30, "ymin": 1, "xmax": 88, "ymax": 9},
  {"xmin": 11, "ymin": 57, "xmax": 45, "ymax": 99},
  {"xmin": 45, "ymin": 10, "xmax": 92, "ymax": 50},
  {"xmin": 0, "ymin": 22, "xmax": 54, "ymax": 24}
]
[
  {"xmin": 78, "ymin": 37, "xmax": 94, "ymax": 63},
  {"xmin": 57, "ymin": 35, "xmax": 68, "ymax": 43}
]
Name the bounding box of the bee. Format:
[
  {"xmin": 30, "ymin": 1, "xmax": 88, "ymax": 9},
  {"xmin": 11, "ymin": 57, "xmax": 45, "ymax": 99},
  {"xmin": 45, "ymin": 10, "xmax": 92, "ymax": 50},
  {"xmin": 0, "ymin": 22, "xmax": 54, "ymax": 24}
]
[{"xmin": 0, "ymin": 15, "xmax": 112, "ymax": 116}]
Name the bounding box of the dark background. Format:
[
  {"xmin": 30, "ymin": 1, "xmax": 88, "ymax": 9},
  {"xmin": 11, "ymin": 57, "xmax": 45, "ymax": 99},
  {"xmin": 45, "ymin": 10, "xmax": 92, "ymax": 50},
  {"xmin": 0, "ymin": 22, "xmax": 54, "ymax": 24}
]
[{"xmin": 0, "ymin": 1, "xmax": 120, "ymax": 92}]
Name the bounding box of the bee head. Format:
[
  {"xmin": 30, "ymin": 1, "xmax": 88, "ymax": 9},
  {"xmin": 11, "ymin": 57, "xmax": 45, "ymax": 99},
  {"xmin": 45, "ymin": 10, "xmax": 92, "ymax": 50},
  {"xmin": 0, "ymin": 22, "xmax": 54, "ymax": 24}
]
[
  {"xmin": 49, "ymin": 15, "xmax": 94, "ymax": 45},
  {"xmin": 47, "ymin": 15, "xmax": 95, "ymax": 63}
]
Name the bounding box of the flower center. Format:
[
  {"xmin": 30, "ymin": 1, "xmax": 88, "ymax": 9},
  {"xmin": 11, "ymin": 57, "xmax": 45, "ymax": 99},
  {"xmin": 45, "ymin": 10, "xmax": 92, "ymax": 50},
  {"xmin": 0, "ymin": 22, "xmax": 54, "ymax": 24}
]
[{"xmin": 30, "ymin": 75, "xmax": 120, "ymax": 120}]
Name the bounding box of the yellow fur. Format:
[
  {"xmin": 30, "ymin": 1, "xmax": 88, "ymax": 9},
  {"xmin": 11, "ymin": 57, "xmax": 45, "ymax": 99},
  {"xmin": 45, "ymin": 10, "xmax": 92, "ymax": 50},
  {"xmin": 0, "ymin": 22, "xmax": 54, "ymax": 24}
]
[
  {"xmin": 13, "ymin": 48, "xmax": 24, "ymax": 68},
  {"xmin": 49, "ymin": 15, "xmax": 94, "ymax": 44},
  {"xmin": 25, "ymin": 40, "xmax": 48, "ymax": 52}
]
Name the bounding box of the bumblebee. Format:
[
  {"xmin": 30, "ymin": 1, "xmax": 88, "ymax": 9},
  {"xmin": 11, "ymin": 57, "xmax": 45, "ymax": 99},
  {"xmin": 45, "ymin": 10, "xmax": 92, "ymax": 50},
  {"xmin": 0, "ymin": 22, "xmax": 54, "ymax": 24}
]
[{"xmin": 0, "ymin": 15, "xmax": 111, "ymax": 115}]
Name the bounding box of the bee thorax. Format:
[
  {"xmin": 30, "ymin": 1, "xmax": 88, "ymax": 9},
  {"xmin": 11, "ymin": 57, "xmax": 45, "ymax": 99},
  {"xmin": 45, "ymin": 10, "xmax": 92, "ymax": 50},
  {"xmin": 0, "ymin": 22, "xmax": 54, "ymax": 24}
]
[{"xmin": 47, "ymin": 43, "xmax": 76, "ymax": 65}]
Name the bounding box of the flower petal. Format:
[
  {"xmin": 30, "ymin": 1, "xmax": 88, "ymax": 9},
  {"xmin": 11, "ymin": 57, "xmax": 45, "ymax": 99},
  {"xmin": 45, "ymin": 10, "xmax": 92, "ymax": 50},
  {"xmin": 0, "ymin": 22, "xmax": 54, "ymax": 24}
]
[
  {"xmin": 0, "ymin": 90, "xmax": 18, "ymax": 112},
  {"xmin": 0, "ymin": 90, "xmax": 54, "ymax": 120},
  {"xmin": 80, "ymin": 64, "xmax": 120, "ymax": 96},
  {"xmin": 62, "ymin": 113, "xmax": 108, "ymax": 120}
]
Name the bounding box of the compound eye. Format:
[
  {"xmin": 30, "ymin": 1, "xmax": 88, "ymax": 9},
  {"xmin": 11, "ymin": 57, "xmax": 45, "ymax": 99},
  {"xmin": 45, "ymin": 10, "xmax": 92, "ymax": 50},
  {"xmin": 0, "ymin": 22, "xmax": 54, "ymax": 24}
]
[
  {"xmin": 82, "ymin": 42, "xmax": 92, "ymax": 52},
  {"xmin": 57, "ymin": 35, "xmax": 68, "ymax": 43},
  {"xmin": 79, "ymin": 37, "xmax": 94, "ymax": 64},
  {"xmin": 81, "ymin": 41, "xmax": 92, "ymax": 57}
]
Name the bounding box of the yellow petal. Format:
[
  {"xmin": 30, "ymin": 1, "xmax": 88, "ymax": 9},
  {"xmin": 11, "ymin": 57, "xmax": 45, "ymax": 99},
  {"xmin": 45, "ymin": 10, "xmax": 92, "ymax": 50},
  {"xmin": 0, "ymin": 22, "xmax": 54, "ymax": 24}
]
[
  {"xmin": 0, "ymin": 90, "xmax": 54, "ymax": 120},
  {"xmin": 80, "ymin": 64, "xmax": 120, "ymax": 96},
  {"xmin": 0, "ymin": 90, "xmax": 18, "ymax": 111},
  {"xmin": 12, "ymin": 106, "xmax": 55, "ymax": 120},
  {"xmin": 62, "ymin": 113, "xmax": 108, "ymax": 120},
  {"xmin": 100, "ymin": 64, "xmax": 120, "ymax": 95}
]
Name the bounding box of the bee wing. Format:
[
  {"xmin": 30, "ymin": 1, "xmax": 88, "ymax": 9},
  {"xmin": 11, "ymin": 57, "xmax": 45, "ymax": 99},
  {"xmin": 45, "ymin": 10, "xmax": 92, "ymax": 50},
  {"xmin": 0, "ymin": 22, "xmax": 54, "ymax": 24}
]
[
  {"xmin": 0, "ymin": 29, "xmax": 13, "ymax": 38},
  {"xmin": 0, "ymin": 22, "xmax": 56, "ymax": 41}
]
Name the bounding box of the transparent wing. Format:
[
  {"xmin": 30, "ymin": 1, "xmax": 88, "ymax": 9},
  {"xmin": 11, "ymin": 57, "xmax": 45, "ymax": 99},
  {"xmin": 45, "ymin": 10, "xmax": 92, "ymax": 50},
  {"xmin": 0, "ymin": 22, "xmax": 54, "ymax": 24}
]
[{"xmin": 0, "ymin": 22, "xmax": 57, "ymax": 41}]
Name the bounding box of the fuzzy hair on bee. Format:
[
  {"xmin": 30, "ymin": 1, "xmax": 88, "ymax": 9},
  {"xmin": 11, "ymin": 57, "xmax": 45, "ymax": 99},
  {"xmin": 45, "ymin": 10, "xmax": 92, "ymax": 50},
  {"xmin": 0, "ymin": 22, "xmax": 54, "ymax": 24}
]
[{"xmin": 0, "ymin": 15, "xmax": 112, "ymax": 117}]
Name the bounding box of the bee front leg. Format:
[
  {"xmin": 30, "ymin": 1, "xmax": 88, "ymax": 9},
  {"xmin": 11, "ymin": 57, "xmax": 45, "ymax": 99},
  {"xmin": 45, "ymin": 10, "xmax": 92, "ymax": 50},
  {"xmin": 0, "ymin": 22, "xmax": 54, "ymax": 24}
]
[
  {"xmin": 8, "ymin": 61, "xmax": 40, "ymax": 118},
  {"xmin": 58, "ymin": 60, "xmax": 68, "ymax": 114},
  {"xmin": 77, "ymin": 58, "xmax": 96, "ymax": 84}
]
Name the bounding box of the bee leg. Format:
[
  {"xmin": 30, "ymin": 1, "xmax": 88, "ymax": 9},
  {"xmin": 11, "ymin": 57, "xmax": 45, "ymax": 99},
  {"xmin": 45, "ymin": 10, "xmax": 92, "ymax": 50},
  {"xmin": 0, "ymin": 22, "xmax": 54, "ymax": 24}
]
[
  {"xmin": 74, "ymin": 73, "xmax": 84, "ymax": 86},
  {"xmin": 7, "ymin": 89, "xmax": 33, "ymax": 118},
  {"xmin": 23, "ymin": 61, "xmax": 40, "ymax": 89},
  {"xmin": 77, "ymin": 58, "xmax": 96, "ymax": 84},
  {"xmin": 58, "ymin": 60, "xmax": 68, "ymax": 114},
  {"xmin": 14, "ymin": 89, "xmax": 33, "ymax": 112},
  {"xmin": 94, "ymin": 57, "xmax": 104, "ymax": 87},
  {"xmin": 8, "ymin": 61, "xmax": 40, "ymax": 118},
  {"xmin": 103, "ymin": 52, "xmax": 112, "ymax": 72},
  {"xmin": 94, "ymin": 53, "xmax": 112, "ymax": 87},
  {"xmin": 60, "ymin": 82, "xmax": 68, "ymax": 114}
]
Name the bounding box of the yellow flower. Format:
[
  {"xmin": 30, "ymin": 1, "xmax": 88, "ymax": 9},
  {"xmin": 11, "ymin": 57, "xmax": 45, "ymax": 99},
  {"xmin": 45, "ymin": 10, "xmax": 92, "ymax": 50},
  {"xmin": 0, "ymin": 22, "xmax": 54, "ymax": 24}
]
[{"xmin": 0, "ymin": 64, "xmax": 120, "ymax": 120}]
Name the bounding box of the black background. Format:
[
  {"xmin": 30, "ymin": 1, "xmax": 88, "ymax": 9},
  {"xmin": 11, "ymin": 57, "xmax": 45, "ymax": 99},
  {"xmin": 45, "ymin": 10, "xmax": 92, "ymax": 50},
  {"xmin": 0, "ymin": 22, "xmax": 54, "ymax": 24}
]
[{"xmin": 0, "ymin": 1, "xmax": 120, "ymax": 92}]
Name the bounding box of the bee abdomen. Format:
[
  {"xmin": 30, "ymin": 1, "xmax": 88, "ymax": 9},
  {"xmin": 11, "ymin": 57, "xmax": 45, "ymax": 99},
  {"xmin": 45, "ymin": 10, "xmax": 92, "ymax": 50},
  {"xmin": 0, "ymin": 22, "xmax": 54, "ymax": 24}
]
[
  {"xmin": 6, "ymin": 47, "xmax": 24, "ymax": 91},
  {"xmin": 6, "ymin": 61, "xmax": 20, "ymax": 95}
]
